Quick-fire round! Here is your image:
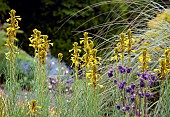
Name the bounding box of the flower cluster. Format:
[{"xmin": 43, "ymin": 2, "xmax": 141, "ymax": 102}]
[
  {"xmin": 69, "ymin": 42, "xmax": 81, "ymax": 67},
  {"xmin": 5, "ymin": 9, "xmax": 21, "ymax": 59},
  {"xmin": 111, "ymin": 29, "xmax": 135, "ymax": 64},
  {"xmin": 138, "ymin": 48, "xmax": 151, "ymax": 72},
  {"xmin": 29, "ymin": 29, "xmax": 53, "ymax": 65},
  {"xmin": 79, "ymin": 32, "xmax": 103, "ymax": 89},
  {"xmin": 114, "ymin": 65, "xmax": 157, "ymax": 115}
]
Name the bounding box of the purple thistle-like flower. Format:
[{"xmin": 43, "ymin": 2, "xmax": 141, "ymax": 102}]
[
  {"xmin": 138, "ymin": 91, "xmax": 144, "ymax": 98},
  {"xmin": 123, "ymin": 81, "xmax": 126, "ymax": 85},
  {"xmin": 146, "ymin": 92, "xmax": 151, "ymax": 99},
  {"xmin": 137, "ymin": 73, "xmax": 141, "ymax": 77},
  {"xmin": 140, "ymin": 80, "xmax": 145, "ymax": 87},
  {"xmin": 49, "ymin": 78, "xmax": 57, "ymax": 85},
  {"xmin": 119, "ymin": 82, "xmax": 125, "ymax": 89},
  {"xmin": 131, "ymin": 83, "xmax": 136, "ymax": 89},
  {"xmin": 151, "ymin": 74, "xmax": 157, "ymax": 82},
  {"xmin": 118, "ymin": 65, "xmax": 126, "ymax": 73},
  {"xmin": 148, "ymin": 80, "xmax": 153, "ymax": 86},
  {"xmin": 126, "ymin": 87, "xmax": 131, "ymax": 93},
  {"xmin": 126, "ymin": 106, "xmax": 130, "ymax": 111},
  {"xmin": 108, "ymin": 70, "xmax": 113, "ymax": 78},
  {"xmin": 66, "ymin": 78, "xmax": 74, "ymax": 84},
  {"xmin": 130, "ymin": 96, "xmax": 135, "ymax": 102},
  {"xmin": 130, "ymin": 90, "xmax": 135, "ymax": 95},
  {"xmin": 114, "ymin": 79, "xmax": 118, "ymax": 84},
  {"xmin": 116, "ymin": 103, "xmax": 121, "ymax": 110},
  {"xmin": 126, "ymin": 67, "xmax": 132, "ymax": 73},
  {"xmin": 141, "ymin": 73, "xmax": 149, "ymax": 80}
]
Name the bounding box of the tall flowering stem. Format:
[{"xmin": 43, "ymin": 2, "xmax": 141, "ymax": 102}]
[
  {"xmin": 5, "ymin": 9, "xmax": 21, "ymax": 100},
  {"xmin": 138, "ymin": 48, "xmax": 151, "ymax": 117},
  {"xmin": 126, "ymin": 29, "xmax": 135, "ymax": 67},
  {"xmin": 120, "ymin": 33, "xmax": 125, "ymax": 65},
  {"xmin": 86, "ymin": 48, "xmax": 102, "ymax": 116},
  {"xmin": 29, "ymin": 29, "xmax": 53, "ymax": 104},
  {"xmin": 69, "ymin": 42, "xmax": 81, "ymax": 116},
  {"xmin": 57, "ymin": 53, "xmax": 63, "ymax": 117},
  {"xmin": 69, "ymin": 42, "xmax": 81, "ymax": 96},
  {"xmin": 154, "ymin": 58, "xmax": 170, "ymax": 107}
]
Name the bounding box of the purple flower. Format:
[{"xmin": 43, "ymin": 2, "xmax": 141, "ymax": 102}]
[
  {"xmin": 118, "ymin": 65, "xmax": 126, "ymax": 73},
  {"xmin": 140, "ymin": 80, "xmax": 145, "ymax": 87},
  {"xmin": 126, "ymin": 87, "xmax": 131, "ymax": 93},
  {"xmin": 49, "ymin": 78, "xmax": 57, "ymax": 85},
  {"xmin": 148, "ymin": 80, "xmax": 153, "ymax": 86},
  {"xmin": 108, "ymin": 70, "xmax": 113, "ymax": 78},
  {"xmin": 130, "ymin": 90, "xmax": 135, "ymax": 95},
  {"xmin": 131, "ymin": 83, "xmax": 135, "ymax": 89},
  {"xmin": 146, "ymin": 92, "xmax": 151, "ymax": 99},
  {"xmin": 116, "ymin": 103, "xmax": 121, "ymax": 110},
  {"xmin": 119, "ymin": 82, "xmax": 125, "ymax": 89},
  {"xmin": 66, "ymin": 78, "xmax": 74, "ymax": 84},
  {"xmin": 123, "ymin": 81, "xmax": 126, "ymax": 85},
  {"xmin": 130, "ymin": 96, "xmax": 135, "ymax": 102},
  {"xmin": 138, "ymin": 91, "xmax": 144, "ymax": 98},
  {"xmin": 151, "ymin": 74, "xmax": 157, "ymax": 82},
  {"xmin": 114, "ymin": 79, "xmax": 118, "ymax": 84},
  {"xmin": 126, "ymin": 105, "xmax": 130, "ymax": 111},
  {"xmin": 141, "ymin": 73, "xmax": 149, "ymax": 80},
  {"xmin": 126, "ymin": 67, "xmax": 132, "ymax": 73}
]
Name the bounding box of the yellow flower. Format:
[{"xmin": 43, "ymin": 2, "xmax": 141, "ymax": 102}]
[
  {"xmin": 86, "ymin": 63, "xmax": 103, "ymax": 89},
  {"xmin": 111, "ymin": 47, "xmax": 122, "ymax": 62},
  {"xmin": 138, "ymin": 48, "xmax": 151, "ymax": 72},
  {"xmin": 69, "ymin": 42, "xmax": 81, "ymax": 67},
  {"xmin": 58, "ymin": 53, "xmax": 63, "ymax": 62},
  {"xmin": 154, "ymin": 58, "xmax": 170, "ymax": 79},
  {"xmin": 164, "ymin": 49, "xmax": 170, "ymax": 68},
  {"xmin": 27, "ymin": 100, "xmax": 42, "ymax": 115}
]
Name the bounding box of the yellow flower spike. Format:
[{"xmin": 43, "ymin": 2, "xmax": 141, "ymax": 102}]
[
  {"xmin": 138, "ymin": 48, "xmax": 151, "ymax": 72},
  {"xmin": 29, "ymin": 29, "xmax": 52, "ymax": 65},
  {"xmin": 164, "ymin": 49, "xmax": 170, "ymax": 67},
  {"xmin": 110, "ymin": 47, "xmax": 122, "ymax": 63},
  {"xmin": 154, "ymin": 58, "xmax": 170, "ymax": 79},
  {"xmin": 69, "ymin": 42, "xmax": 81, "ymax": 67},
  {"xmin": 58, "ymin": 53, "xmax": 63, "ymax": 62},
  {"xmin": 120, "ymin": 33, "xmax": 125, "ymax": 52}
]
